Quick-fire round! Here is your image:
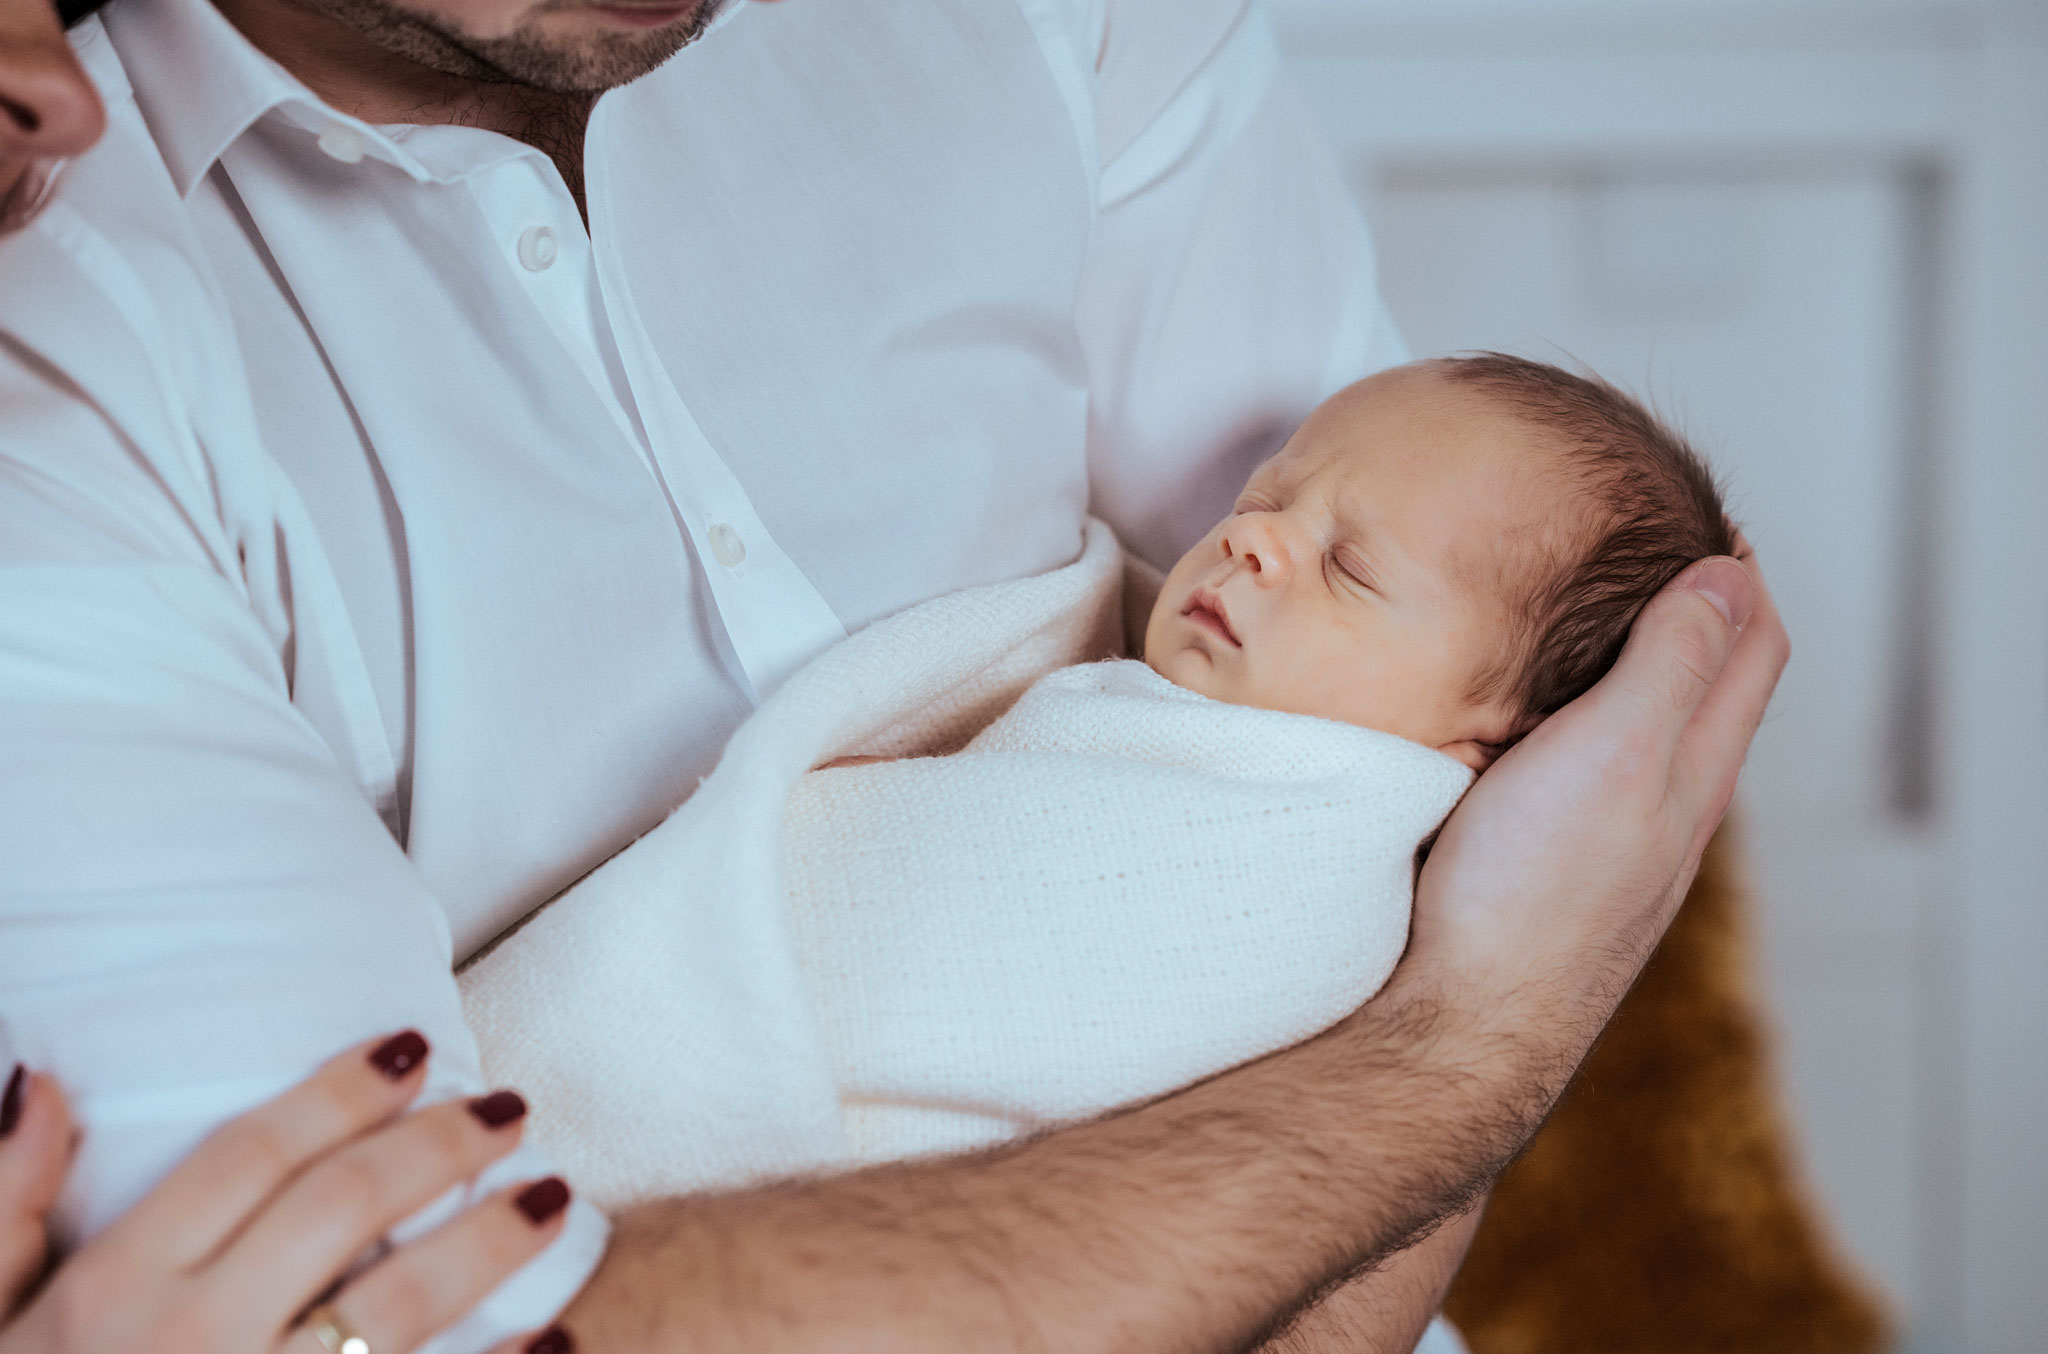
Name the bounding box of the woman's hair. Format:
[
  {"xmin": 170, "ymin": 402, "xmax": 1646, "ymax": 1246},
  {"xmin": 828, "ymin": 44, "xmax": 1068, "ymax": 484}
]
[{"xmin": 1443, "ymin": 351, "xmax": 1736, "ymax": 730}]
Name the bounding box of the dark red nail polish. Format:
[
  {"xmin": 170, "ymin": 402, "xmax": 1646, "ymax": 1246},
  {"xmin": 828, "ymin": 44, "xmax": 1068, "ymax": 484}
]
[
  {"xmin": 514, "ymin": 1176, "xmax": 571, "ymax": 1225},
  {"xmin": 469, "ymin": 1089, "xmax": 527, "ymax": 1129},
  {"xmin": 525, "ymin": 1326, "xmax": 573, "ymax": 1354},
  {"xmin": 368, "ymin": 1030, "xmax": 428, "ymax": 1081},
  {"xmin": 1, "ymin": 1065, "xmax": 24, "ymax": 1138}
]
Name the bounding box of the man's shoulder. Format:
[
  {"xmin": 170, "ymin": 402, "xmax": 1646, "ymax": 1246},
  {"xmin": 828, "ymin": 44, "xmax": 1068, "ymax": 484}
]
[
  {"xmin": 990, "ymin": 0, "xmax": 1260, "ymax": 169},
  {"xmin": 1091, "ymin": 0, "xmax": 1256, "ymax": 165}
]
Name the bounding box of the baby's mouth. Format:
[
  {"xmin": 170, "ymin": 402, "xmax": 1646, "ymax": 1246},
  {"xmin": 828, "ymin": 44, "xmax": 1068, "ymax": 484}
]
[{"xmin": 1183, "ymin": 589, "xmax": 1241, "ymax": 647}]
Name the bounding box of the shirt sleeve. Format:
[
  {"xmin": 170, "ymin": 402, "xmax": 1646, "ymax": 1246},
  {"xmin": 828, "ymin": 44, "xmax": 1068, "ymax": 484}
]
[
  {"xmin": 0, "ymin": 237, "xmax": 607, "ymax": 1354},
  {"xmin": 1076, "ymin": 0, "xmax": 1407, "ymax": 568}
]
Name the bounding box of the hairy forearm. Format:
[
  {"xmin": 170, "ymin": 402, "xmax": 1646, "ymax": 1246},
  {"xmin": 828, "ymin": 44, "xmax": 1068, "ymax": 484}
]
[
  {"xmin": 1257, "ymin": 1203, "xmax": 1485, "ymax": 1354},
  {"xmin": 562, "ymin": 979, "xmax": 1550, "ymax": 1354}
]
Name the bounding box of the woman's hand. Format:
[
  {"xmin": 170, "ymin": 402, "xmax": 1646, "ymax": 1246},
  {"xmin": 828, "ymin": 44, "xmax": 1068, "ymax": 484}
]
[
  {"xmin": 0, "ymin": 1036, "xmax": 575, "ymax": 1354},
  {"xmin": 0, "ymin": 1064, "xmax": 70, "ymax": 1319}
]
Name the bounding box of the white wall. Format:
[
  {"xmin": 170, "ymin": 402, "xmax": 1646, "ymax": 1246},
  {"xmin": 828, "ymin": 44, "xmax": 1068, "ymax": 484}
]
[{"xmin": 1269, "ymin": 3, "xmax": 2048, "ymax": 1350}]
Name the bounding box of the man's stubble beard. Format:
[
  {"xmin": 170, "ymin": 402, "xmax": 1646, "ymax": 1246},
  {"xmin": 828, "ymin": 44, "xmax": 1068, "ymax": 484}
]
[{"xmin": 290, "ymin": 0, "xmax": 718, "ymax": 92}]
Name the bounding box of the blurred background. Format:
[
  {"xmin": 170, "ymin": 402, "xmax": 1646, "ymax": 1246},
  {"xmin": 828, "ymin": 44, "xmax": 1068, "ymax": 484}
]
[{"xmin": 1269, "ymin": 1, "xmax": 2046, "ymax": 1350}]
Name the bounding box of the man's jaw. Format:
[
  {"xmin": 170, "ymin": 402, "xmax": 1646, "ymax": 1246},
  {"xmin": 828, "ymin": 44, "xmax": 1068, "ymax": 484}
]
[{"xmin": 262, "ymin": 0, "xmax": 720, "ymax": 95}]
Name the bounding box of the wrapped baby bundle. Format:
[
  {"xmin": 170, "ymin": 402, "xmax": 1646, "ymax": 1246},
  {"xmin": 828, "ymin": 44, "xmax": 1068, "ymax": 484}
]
[{"xmin": 460, "ymin": 521, "xmax": 1472, "ymax": 1205}]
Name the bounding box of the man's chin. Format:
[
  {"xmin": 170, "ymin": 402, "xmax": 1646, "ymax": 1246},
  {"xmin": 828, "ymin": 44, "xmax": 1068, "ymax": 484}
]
[
  {"xmin": 492, "ymin": 0, "xmax": 718, "ymax": 88},
  {"xmin": 305, "ymin": 0, "xmax": 718, "ymax": 93},
  {"xmin": 455, "ymin": 17, "xmax": 704, "ymax": 91}
]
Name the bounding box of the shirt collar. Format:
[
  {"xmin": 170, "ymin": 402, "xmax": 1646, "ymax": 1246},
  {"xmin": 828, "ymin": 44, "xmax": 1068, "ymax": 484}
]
[
  {"xmin": 101, "ymin": 0, "xmax": 468, "ymax": 197},
  {"xmin": 98, "ymin": 0, "xmax": 748, "ymax": 200}
]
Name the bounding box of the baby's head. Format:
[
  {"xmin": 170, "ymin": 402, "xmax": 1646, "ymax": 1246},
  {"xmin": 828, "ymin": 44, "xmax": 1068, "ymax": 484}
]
[{"xmin": 1144, "ymin": 354, "xmax": 1733, "ymax": 769}]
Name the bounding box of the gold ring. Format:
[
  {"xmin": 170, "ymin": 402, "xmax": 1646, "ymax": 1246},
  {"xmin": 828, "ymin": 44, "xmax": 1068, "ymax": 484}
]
[{"xmin": 303, "ymin": 1303, "xmax": 371, "ymax": 1354}]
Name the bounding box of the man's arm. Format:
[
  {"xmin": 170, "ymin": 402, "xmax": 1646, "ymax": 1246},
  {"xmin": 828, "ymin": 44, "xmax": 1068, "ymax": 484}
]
[
  {"xmin": 574, "ymin": 991, "xmax": 1492, "ymax": 1354},
  {"xmin": 1259, "ymin": 1206, "xmax": 1486, "ymax": 1354},
  {"xmin": 554, "ymin": 557, "xmax": 1781, "ymax": 1352}
]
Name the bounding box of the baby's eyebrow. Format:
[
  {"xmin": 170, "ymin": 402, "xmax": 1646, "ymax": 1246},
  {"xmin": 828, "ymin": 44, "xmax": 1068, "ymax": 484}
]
[
  {"xmin": 1240, "ymin": 464, "xmax": 1295, "ymax": 498},
  {"xmin": 1324, "ymin": 490, "xmax": 1379, "ymax": 547}
]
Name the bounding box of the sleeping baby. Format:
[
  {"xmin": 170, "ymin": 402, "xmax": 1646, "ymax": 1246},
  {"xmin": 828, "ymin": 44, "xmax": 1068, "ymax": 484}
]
[
  {"xmin": 459, "ymin": 350, "xmax": 1735, "ymax": 1200},
  {"xmin": 779, "ymin": 350, "xmax": 1736, "ymax": 1161},
  {"xmin": 1145, "ymin": 350, "xmax": 1733, "ymax": 768}
]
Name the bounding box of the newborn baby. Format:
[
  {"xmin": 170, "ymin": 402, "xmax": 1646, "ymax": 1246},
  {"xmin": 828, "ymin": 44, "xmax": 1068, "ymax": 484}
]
[
  {"xmin": 783, "ymin": 350, "xmax": 1734, "ymax": 1161},
  {"xmin": 459, "ymin": 350, "xmax": 1735, "ymax": 1202},
  {"xmin": 1147, "ymin": 351, "xmax": 1733, "ymax": 761}
]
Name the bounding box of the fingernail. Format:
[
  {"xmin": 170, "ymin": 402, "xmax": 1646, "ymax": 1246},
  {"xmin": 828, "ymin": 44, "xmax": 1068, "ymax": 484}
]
[
  {"xmin": 469, "ymin": 1089, "xmax": 528, "ymax": 1129},
  {"xmin": 525, "ymin": 1326, "xmax": 574, "ymax": 1354},
  {"xmin": 515, "ymin": 1176, "xmax": 571, "ymax": 1225},
  {"xmin": 1686, "ymin": 557, "xmax": 1754, "ymax": 630},
  {"xmin": 1, "ymin": 1065, "xmax": 24, "ymax": 1138},
  {"xmin": 368, "ymin": 1030, "xmax": 429, "ymax": 1080}
]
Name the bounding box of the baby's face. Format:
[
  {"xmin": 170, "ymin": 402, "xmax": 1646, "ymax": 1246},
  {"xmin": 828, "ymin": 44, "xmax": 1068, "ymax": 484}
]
[{"xmin": 1144, "ymin": 364, "xmax": 1570, "ymax": 769}]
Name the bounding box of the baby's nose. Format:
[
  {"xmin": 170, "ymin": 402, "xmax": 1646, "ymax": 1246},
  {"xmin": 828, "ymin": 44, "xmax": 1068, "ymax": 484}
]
[{"xmin": 1220, "ymin": 523, "xmax": 1288, "ymax": 582}]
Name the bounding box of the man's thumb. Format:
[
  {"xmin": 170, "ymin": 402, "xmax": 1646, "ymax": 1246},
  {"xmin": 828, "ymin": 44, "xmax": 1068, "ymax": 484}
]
[{"xmin": 1610, "ymin": 556, "xmax": 1756, "ymax": 727}]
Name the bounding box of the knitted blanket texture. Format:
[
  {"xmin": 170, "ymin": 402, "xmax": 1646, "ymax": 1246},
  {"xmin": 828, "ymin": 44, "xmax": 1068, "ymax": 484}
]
[{"xmin": 460, "ymin": 521, "xmax": 1470, "ymax": 1204}]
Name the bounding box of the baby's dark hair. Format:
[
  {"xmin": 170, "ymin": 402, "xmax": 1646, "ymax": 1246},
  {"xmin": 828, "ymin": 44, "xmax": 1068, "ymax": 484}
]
[{"xmin": 1440, "ymin": 353, "xmax": 1735, "ymax": 735}]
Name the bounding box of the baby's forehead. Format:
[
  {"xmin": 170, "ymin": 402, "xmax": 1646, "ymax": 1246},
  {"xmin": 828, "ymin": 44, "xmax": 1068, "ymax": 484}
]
[
  {"xmin": 1288, "ymin": 393, "xmax": 1594, "ymax": 601},
  {"xmin": 1307, "ymin": 366, "xmax": 1567, "ymax": 473},
  {"xmin": 1303, "ymin": 383, "xmax": 1586, "ymax": 525}
]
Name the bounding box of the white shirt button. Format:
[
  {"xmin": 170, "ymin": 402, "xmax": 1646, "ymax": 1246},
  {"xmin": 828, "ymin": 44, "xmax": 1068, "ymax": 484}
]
[
  {"xmin": 315, "ymin": 124, "xmax": 368, "ymax": 164},
  {"xmin": 708, "ymin": 523, "xmax": 747, "ymax": 568},
  {"xmin": 516, "ymin": 225, "xmax": 559, "ymax": 273}
]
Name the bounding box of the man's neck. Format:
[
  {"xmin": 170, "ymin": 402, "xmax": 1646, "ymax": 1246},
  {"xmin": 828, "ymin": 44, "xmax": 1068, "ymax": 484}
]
[{"xmin": 212, "ymin": 0, "xmax": 598, "ymax": 215}]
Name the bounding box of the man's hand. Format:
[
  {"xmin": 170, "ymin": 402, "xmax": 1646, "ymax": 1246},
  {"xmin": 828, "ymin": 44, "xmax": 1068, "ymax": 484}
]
[
  {"xmin": 1395, "ymin": 553, "xmax": 1784, "ymax": 1155},
  {"xmin": 556, "ymin": 554, "xmax": 1787, "ymax": 1354}
]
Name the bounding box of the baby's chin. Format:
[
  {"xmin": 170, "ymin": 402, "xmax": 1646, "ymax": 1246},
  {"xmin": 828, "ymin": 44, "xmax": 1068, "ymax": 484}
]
[{"xmin": 1143, "ymin": 639, "xmax": 1232, "ymax": 704}]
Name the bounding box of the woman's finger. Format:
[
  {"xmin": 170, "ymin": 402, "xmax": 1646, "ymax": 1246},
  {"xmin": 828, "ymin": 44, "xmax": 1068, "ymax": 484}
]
[
  {"xmin": 0, "ymin": 1067, "xmax": 74, "ymax": 1317},
  {"xmin": 209, "ymin": 1091, "xmax": 532, "ymax": 1341},
  {"xmin": 276, "ymin": 1177, "xmax": 574, "ymax": 1354},
  {"xmin": 106, "ymin": 1031, "xmax": 431, "ymax": 1272}
]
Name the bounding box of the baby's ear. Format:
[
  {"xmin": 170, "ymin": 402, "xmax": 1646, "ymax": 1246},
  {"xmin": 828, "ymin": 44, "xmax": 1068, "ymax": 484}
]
[
  {"xmin": 1436, "ymin": 737, "xmax": 1504, "ymax": 773},
  {"xmin": 1436, "ymin": 711, "xmax": 1541, "ymax": 772}
]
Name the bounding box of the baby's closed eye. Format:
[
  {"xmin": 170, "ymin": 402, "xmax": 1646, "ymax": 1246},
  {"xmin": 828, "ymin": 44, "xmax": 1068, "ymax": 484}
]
[{"xmin": 1328, "ymin": 545, "xmax": 1380, "ymax": 595}]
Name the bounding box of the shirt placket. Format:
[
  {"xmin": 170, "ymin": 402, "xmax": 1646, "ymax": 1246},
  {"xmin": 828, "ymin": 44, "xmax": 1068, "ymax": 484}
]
[
  {"xmin": 596, "ymin": 257, "xmax": 848, "ymax": 704},
  {"xmin": 467, "ymin": 147, "xmax": 848, "ymax": 705}
]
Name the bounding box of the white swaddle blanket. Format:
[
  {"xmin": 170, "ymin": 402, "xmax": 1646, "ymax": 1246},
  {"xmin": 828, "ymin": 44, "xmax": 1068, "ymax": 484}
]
[
  {"xmin": 460, "ymin": 520, "xmax": 1472, "ymax": 1205},
  {"xmin": 788, "ymin": 658, "xmax": 1474, "ymax": 1163}
]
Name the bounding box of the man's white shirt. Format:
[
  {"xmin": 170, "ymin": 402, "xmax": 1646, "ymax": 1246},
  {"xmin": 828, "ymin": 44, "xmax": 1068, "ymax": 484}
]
[{"xmin": 0, "ymin": 0, "xmax": 1403, "ymax": 1346}]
